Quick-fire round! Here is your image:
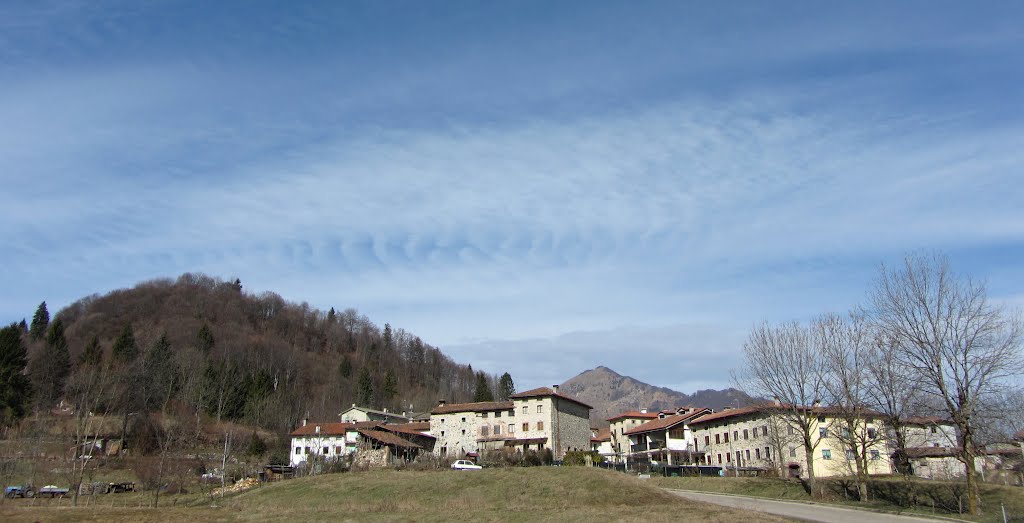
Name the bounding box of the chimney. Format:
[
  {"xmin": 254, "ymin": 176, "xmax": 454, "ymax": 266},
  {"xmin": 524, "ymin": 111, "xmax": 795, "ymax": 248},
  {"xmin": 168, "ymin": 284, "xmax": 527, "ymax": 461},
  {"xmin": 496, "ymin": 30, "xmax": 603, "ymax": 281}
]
[
  {"xmin": 352, "ymin": 403, "xmax": 356, "ymax": 408},
  {"xmin": 438, "ymin": 399, "xmax": 447, "ymax": 407},
  {"xmin": 773, "ymin": 397, "xmax": 781, "ymax": 407},
  {"xmin": 315, "ymin": 425, "xmax": 320, "ymax": 434},
  {"xmin": 552, "ymin": 385, "xmax": 559, "ymax": 394},
  {"xmin": 658, "ymin": 412, "xmax": 666, "ymax": 419},
  {"xmin": 302, "ymin": 418, "xmax": 308, "ymax": 427},
  {"xmin": 383, "ymin": 408, "xmax": 388, "ymax": 413},
  {"xmin": 813, "ymin": 399, "xmax": 821, "ymax": 408},
  {"xmin": 640, "ymin": 408, "xmax": 648, "ymax": 414}
]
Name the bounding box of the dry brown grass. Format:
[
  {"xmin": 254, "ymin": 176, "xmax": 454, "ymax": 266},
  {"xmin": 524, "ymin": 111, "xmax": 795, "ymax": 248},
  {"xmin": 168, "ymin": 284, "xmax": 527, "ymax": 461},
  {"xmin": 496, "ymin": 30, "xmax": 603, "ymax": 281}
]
[{"xmin": 1, "ymin": 466, "xmax": 792, "ymax": 522}]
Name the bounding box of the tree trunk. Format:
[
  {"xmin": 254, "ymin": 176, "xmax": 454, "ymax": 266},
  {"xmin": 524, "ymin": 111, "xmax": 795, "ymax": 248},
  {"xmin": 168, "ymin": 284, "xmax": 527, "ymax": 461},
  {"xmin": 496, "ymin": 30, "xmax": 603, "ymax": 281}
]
[{"xmin": 804, "ymin": 439, "xmax": 817, "ymax": 496}]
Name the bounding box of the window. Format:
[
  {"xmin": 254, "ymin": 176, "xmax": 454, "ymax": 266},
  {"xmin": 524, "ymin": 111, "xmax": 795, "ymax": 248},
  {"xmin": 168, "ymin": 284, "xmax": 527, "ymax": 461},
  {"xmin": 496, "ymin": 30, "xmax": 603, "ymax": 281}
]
[
  {"xmin": 736, "ymin": 451, "xmax": 742, "ymax": 464},
  {"xmin": 724, "ymin": 433, "xmax": 729, "ymax": 443},
  {"xmin": 481, "ymin": 426, "xmax": 489, "ymax": 436},
  {"xmin": 441, "ymin": 418, "xmax": 445, "ymax": 424},
  {"xmin": 930, "ymin": 426, "xmax": 937, "ymax": 434},
  {"xmin": 304, "ymin": 447, "xmax": 310, "ymax": 455},
  {"xmin": 494, "ymin": 425, "xmax": 501, "ymax": 435},
  {"xmin": 733, "ymin": 430, "xmax": 738, "ymax": 441},
  {"xmin": 522, "ymin": 406, "xmax": 528, "ymax": 415},
  {"xmin": 841, "ymin": 427, "xmax": 851, "ymax": 438},
  {"xmin": 440, "ymin": 447, "xmax": 447, "ymax": 455},
  {"xmin": 726, "ymin": 453, "xmax": 731, "ymax": 463},
  {"xmin": 822, "ymin": 449, "xmax": 832, "ymax": 460},
  {"xmin": 508, "ymin": 423, "xmax": 514, "ymax": 433},
  {"xmin": 461, "ymin": 429, "xmax": 465, "ymax": 435},
  {"xmin": 819, "ymin": 427, "xmax": 829, "ymax": 438},
  {"xmin": 705, "ymin": 435, "xmax": 711, "ymax": 446},
  {"xmin": 441, "ymin": 430, "xmax": 445, "ymax": 437},
  {"xmin": 870, "ymin": 449, "xmax": 880, "ymax": 460},
  {"xmin": 762, "ymin": 426, "xmax": 768, "ymax": 437},
  {"xmin": 717, "ymin": 454, "xmax": 722, "ymax": 464},
  {"xmin": 867, "ymin": 428, "xmax": 877, "ymax": 439},
  {"xmin": 845, "ymin": 449, "xmax": 855, "ymax": 460},
  {"xmin": 745, "ymin": 449, "xmax": 751, "ymax": 460},
  {"xmin": 818, "ymin": 415, "xmax": 826, "ymax": 423},
  {"xmin": 509, "ymin": 410, "xmax": 515, "ymax": 417},
  {"xmin": 523, "ymin": 423, "xmax": 529, "ymax": 432},
  {"xmin": 790, "ymin": 447, "xmax": 797, "ymax": 457},
  {"xmin": 765, "ymin": 447, "xmax": 770, "ymax": 459},
  {"xmin": 788, "ymin": 425, "xmax": 795, "ymax": 435},
  {"xmin": 537, "ymin": 421, "xmax": 544, "ymax": 430},
  {"xmin": 743, "ymin": 429, "xmax": 749, "ymax": 440},
  {"xmin": 462, "ymin": 417, "xmax": 466, "ymax": 422},
  {"xmin": 335, "ymin": 446, "xmax": 342, "ymax": 454},
  {"xmin": 295, "ymin": 447, "xmax": 301, "ymax": 454},
  {"xmin": 715, "ymin": 434, "xmax": 721, "ymax": 444},
  {"xmin": 755, "ymin": 448, "xmax": 761, "ymax": 459},
  {"xmin": 482, "ymin": 412, "xmax": 488, "ymax": 419},
  {"xmin": 322, "ymin": 447, "xmax": 328, "ymax": 455},
  {"xmin": 537, "ymin": 405, "xmax": 543, "ymax": 414},
  {"xmin": 495, "ymin": 411, "xmax": 501, "ymax": 418}
]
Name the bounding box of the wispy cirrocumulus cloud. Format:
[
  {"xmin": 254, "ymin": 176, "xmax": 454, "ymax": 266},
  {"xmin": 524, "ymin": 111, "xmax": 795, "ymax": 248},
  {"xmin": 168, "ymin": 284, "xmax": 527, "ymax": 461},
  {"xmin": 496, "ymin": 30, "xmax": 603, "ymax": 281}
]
[{"xmin": 2, "ymin": 1, "xmax": 1023, "ymax": 391}]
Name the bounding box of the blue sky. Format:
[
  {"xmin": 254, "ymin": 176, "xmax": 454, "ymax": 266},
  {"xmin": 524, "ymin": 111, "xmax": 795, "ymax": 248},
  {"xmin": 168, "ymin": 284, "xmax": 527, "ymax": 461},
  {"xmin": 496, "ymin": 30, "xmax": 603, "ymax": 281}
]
[{"xmin": 3, "ymin": 1, "xmax": 1023, "ymax": 393}]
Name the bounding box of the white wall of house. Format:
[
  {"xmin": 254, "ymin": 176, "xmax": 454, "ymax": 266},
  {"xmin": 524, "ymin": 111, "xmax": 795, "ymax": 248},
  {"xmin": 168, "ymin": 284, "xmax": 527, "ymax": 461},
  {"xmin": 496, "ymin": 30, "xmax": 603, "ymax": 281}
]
[{"xmin": 289, "ymin": 433, "xmax": 357, "ymax": 466}]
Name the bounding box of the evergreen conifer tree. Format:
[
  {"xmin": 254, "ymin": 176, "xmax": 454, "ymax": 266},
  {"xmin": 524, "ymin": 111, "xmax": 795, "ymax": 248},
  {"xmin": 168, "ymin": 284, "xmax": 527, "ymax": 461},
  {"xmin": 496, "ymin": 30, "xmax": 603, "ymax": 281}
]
[
  {"xmin": 196, "ymin": 323, "xmax": 215, "ymax": 352},
  {"xmin": 381, "ymin": 370, "xmax": 398, "ymax": 407},
  {"xmin": 338, "ymin": 356, "xmax": 352, "ymax": 379},
  {"xmin": 29, "ymin": 318, "xmax": 70, "ymax": 407},
  {"xmin": 473, "ymin": 371, "xmax": 494, "ymax": 402},
  {"xmin": 357, "ymin": 367, "xmax": 374, "ymax": 407},
  {"xmin": 80, "ymin": 336, "xmax": 103, "ymax": 366},
  {"xmin": 497, "ymin": 372, "xmax": 516, "ymax": 401},
  {"xmin": 111, "ymin": 324, "xmax": 138, "ymax": 361},
  {"xmin": 0, "ymin": 323, "xmax": 31, "ymax": 426},
  {"xmin": 29, "ymin": 301, "xmax": 49, "ymax": 340}
]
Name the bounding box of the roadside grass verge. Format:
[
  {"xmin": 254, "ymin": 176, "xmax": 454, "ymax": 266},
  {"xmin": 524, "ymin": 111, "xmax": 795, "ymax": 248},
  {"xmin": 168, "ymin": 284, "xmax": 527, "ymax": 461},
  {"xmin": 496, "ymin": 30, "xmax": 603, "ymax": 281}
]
[
  {"xmin": 1, "ymin": 467, "xmax": 791, "ymax": 522},
  {"xmin": 651, "ymin": 475, "xmax": 1024, "ymax": 522}
]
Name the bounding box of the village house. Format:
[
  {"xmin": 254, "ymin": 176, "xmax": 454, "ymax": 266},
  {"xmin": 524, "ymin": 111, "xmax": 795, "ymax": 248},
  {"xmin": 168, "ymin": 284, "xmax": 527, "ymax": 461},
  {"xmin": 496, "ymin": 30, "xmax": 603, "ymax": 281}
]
[
  {"xmin": 289, "ymin": 420, "xmax": 433, "ymax": 466},
  {"xmin": 431, "ymin": 386, "xmax": 592, "ymax": 460},
  {"xmin": 607, "ymin": 409, "xmax": 659, "ymax": 463},
  {"xmin": 590, "ymin": 428, "xmax": 613, "ymax": 461},
  {"xmin": 339, "ymin": 404, "xmax": 417, "ymax": 424},
  {"xmin": 689, "ymin": 403, "xmax": 892, "ymax": 479},
  {"xmin": 623, "ymin": 407, "xmax": 712, "ymax": 466}
]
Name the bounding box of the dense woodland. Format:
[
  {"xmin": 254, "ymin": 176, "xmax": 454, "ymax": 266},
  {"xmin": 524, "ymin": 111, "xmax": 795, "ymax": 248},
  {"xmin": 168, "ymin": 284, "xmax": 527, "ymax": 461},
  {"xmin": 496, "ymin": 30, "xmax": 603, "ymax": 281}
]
[{"xmin": 1, "ymin": 273, "xmax": 511, "ymax": 438}]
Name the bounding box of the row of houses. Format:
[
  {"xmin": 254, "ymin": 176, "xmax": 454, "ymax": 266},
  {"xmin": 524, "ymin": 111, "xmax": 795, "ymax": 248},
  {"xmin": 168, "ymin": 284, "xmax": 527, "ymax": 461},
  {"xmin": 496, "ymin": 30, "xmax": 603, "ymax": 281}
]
[
  {"xmin": 290, "ymin": 393, "xmax": 1014, "ymax": 483},
  {"xmin": 592, "ymin": 403, "xmax": 970, "ymax": 480},
  {"xmin": 289, "ymin": 386, "xmax": 594, "ymax": 466}
]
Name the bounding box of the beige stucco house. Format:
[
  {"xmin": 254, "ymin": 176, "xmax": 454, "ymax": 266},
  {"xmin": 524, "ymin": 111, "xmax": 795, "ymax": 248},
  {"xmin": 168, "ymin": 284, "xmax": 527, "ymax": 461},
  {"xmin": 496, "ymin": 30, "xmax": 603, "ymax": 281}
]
[
  {"xmin": 690, "ymin": 404, "xmax": 892, "ymax": 479},
  {"xmin": 624, "ymin": 407, "xmax": 711, "ymax": 466},
  {"xmin": 607, "ymin": 410, "xmax": 659, "ymax": 463}
]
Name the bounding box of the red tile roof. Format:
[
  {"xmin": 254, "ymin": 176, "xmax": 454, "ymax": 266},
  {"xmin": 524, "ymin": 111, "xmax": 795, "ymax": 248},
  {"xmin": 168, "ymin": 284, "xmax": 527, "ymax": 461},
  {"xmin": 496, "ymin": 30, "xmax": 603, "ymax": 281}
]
[
  {"xmin": 689, "ymin": 404, "xmax": 775, "ymax": 425},
  {"xmin": 904, "ymin": 446, "xmax": 959, "ymax": 458},
  {"xmin": 431, "ymin": 401, "xmax": 513, "ymax": 415},
  {"xmin": 289, "ymin": 422, "xmax": 356, "ymax": 437},
  {"xmin": 509, "ymin": 387, "xmax": 593, "ymax": 409},
  {"xmin": 607, "ymin": 411, "xmax": 660, "ymax": 422},
  {"xmin": 624, "ymin": 409, "xmax": 712, "ymax": 435},
  {"xmin": 591, "ymin": 428, "xmax": 611, "ymax": 442},
  {"xmin": 356, "ymin": 429, "xmax": 422, "ymax": 449}
]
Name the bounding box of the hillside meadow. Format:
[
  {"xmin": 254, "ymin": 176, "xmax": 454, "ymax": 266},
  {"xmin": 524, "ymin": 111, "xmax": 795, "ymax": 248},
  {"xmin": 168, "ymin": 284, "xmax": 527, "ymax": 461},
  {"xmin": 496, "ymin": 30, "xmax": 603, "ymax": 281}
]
[{"xmin": 1, "ymin": 467, "xmax": 789, "ymax": 523}]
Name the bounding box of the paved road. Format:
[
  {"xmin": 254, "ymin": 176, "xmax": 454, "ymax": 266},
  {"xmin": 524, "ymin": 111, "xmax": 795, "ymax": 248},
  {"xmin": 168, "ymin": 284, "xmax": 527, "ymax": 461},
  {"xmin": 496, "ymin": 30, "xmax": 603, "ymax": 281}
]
[{"xmin": 666, "ymin": 490, "xmax": 953, "ymax": 523}]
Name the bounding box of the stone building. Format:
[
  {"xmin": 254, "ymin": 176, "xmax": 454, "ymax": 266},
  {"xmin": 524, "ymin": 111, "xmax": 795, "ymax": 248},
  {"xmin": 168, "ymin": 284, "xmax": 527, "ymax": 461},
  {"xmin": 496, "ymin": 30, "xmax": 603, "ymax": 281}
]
[{"xmin": 430, "ymin": 385, "xmax": 592, "ymax": 460}]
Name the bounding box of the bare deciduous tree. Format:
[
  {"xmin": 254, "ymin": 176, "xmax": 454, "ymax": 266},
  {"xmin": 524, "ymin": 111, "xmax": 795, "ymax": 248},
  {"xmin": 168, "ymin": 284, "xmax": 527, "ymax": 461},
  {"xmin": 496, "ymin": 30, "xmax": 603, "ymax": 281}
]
[
  {"xmin": 739, "ymin": 321, "xmax": 827, "ymax": 495},
  {"xmin": 816, "ymin": 312, "xmax": 881, "ymax": 502},
  {"xmin": 867, "ymin": 253, "xmax": 1023, "ymax": 515}
]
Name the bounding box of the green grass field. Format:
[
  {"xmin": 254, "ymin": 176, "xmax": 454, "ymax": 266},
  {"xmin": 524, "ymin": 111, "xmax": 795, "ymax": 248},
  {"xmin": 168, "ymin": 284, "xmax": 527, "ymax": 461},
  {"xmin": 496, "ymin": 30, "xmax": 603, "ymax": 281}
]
[{"xmin": 1, "ymin": 467, "xmax": 790, "ymax": 522}]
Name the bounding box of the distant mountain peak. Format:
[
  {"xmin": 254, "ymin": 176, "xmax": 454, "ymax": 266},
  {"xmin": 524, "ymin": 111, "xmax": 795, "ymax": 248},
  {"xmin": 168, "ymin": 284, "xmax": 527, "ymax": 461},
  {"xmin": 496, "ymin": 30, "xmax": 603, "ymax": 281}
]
[{"xmin": 560, "ymin": 367, "xmax": 754, "ymax": 427}]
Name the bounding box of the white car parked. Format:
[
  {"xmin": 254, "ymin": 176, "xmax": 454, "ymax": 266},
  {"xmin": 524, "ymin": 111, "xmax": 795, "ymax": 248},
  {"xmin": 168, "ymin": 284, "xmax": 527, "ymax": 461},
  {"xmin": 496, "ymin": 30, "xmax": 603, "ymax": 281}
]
[{"xmin": 450, "ymin": 459, "xmax": 482, "ymax": 470}]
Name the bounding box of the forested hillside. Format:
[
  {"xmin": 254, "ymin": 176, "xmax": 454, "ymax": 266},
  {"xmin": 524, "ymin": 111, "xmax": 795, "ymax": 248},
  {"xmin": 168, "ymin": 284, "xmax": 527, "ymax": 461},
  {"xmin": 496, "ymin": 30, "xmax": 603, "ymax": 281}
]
[{"xmin": 9, "ymin": 273, "xmax": 500, "ymax": 437}]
